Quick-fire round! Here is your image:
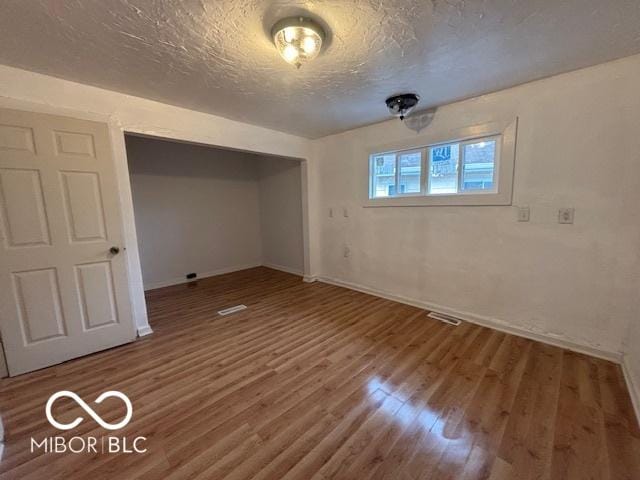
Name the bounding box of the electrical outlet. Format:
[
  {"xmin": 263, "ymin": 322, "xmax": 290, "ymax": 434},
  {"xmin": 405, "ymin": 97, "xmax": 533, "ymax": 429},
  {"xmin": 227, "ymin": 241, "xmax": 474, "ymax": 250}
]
[
  {"xmin": 343, "ymin": 245, "xmax": 351, "ymax": 258},
  {"xmin": 517, "ymin": 206, "xmax": 530, "ymax": 222},
  {"xmin": 343, "ymin": 207, "xmax": 349, "ymax": 218},
  {"xmin": 558, "ymin": 207, "xmax": 574, "ymax": 224},
  {"xmin": 328, "ymin": 208, "xmax": 333, "ymax": 218}
]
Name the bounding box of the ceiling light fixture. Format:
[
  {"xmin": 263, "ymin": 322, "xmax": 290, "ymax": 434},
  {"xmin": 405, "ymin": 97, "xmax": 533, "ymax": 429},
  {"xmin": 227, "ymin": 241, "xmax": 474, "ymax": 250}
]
[
  {"xmin": 385, "ymin": 93, "xmax": 420, "ymax": 121},
  {"xmin": 272, "ymin": 17, "xmax": 325, "ymax": 68}
]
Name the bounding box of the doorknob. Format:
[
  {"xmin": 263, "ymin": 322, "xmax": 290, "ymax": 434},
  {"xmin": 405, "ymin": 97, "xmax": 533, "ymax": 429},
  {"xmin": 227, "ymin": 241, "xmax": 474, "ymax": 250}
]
[{"xmin": 109, "ymin": 246, "xmax": 120, "ymax": 255}]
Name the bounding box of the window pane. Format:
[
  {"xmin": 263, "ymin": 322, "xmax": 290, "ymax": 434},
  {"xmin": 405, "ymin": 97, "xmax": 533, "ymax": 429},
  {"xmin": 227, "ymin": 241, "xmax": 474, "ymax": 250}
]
[
  {"xmin": 398, "ymin": 151, "xmax": 421, "ymax": 194},
  {"xmin": 371, "ymin": 154, "xmax": 396, "ymax": 197},
  {"xmin": 462, "ymin": 140, "xmax": 496, "ymax": 191},
  {"xmin": 428, "ymin": 143, "xmax": 459, "ymax": 194}
]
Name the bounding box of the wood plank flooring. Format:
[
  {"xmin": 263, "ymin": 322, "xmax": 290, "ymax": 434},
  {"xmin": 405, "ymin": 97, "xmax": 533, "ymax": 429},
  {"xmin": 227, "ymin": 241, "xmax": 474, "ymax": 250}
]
[{"xmin": 0, "ymin": 267, "xmax": 639, "ymax": 479}]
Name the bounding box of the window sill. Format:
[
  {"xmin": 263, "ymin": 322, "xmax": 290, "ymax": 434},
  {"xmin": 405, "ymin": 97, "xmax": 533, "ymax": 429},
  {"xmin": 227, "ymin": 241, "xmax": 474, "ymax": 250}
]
[{"xmin": 364, "ymin": 192, "xmax": 512, "ymax": 207}]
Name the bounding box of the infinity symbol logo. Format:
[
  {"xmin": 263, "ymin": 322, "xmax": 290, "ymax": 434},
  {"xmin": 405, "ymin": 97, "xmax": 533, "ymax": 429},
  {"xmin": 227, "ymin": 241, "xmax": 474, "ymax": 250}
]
[{"xmin": 45, "ymin": 391, "xmax": 133, "ymax": 431}]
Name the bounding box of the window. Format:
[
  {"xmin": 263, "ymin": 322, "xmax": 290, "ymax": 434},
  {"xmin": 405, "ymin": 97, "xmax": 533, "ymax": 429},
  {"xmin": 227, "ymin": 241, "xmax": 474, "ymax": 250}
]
[
  {"xmin": 371, "ymin": 153, "xmax": 396, "ymax": 197},
  {"xmin": 366, "ymin": 118, "xmax": 517, "ymax": 207},
  {"xmin": 370, "ymin": 134, "xmax": 500, "ymax": 200},
  {"xmin": 460, "ymin": 139, "xmax": 497, "ymax": 192},
  {"xmin": 370, "ymin": 150, "xmax": 422, "ymax": 197},
  {"xmin": 398, "ymin": 150, "xmax": 422, "ymax": 194},
  {"xmin": 428, "ymin": 143, "xmax": 459, "ymax": 194},
  {"xmin": 427, "ymin": 137, "xmax": 498, "ymax": 195}
]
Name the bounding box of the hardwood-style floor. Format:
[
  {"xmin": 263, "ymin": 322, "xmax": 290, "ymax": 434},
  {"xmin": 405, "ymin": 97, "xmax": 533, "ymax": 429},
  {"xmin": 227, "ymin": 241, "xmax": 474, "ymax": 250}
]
[{"xmin": 1, "ymin": 267, "xmax": 638, "ymax": 479}]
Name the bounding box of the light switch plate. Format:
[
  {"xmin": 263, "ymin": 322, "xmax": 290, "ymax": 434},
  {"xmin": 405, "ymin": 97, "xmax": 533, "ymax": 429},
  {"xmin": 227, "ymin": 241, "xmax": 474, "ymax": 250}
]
[
  {"xmin": 558, "ymin": 207, "xmax": 575, "ymax": 224},
  {"xmin": 517, "ymin": 206, "xmax": 530, "ymax": 222}
]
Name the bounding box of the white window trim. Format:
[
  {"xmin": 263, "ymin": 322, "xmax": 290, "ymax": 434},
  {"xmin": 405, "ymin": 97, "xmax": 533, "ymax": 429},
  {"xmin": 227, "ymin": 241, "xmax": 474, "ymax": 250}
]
[{"xmin": 364, "ymin": 118, "xmax": 518, "ymax": 207}]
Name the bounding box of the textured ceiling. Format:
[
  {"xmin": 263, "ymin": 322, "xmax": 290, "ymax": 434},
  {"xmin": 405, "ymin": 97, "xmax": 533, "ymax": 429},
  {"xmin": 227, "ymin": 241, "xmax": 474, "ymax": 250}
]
[{"xmin": 1, "ymin": 1, "xmax": 640, "ymax": 138}]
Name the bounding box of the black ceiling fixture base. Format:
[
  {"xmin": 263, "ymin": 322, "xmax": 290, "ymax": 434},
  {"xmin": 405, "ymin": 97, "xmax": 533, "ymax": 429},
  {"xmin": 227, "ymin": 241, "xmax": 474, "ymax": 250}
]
[{"xmin": 385, "ymin": 93, "xmax": 420, "ymax": 120}]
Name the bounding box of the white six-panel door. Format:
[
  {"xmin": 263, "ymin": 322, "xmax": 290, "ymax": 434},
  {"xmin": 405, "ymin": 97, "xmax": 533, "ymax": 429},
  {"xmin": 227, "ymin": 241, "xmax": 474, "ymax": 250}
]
[{"xmin": 0, "ymin": 108, "xmax": 137, "ymax": 376}]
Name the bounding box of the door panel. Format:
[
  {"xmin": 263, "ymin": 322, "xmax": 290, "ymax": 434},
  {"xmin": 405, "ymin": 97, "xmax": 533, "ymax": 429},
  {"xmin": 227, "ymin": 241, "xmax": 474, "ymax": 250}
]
[
  {"xmin": 0, "ymin": 108, "xmax": 136, "ymax": 376},
  {"xmin": 13, "ymin": 268, "xmax": 67, "ymax": 343},
  {"xmin": 0, "ymin": 168, "xmax": 51, "ymax": 247},
  {"xmin": 0, "ymin": 124, "xmax": 35, "ymax": 153},
  {"xmin": 60, "ymin": 171, "xmax": 107, "ymax": 242},
  {"xmin": 75, "ymin": 261, "xmax": 119, "ymax": 330},
  {"xmin": 54, "ymin": 130, "xmax": 96, "ymax": 158}
]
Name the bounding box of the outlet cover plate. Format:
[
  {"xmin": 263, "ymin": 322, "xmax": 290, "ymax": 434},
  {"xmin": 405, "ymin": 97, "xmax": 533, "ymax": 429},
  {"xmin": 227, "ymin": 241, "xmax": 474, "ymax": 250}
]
[{"xmin": 558, "ymin": 207, "xmax": 575, "ymax": 224}]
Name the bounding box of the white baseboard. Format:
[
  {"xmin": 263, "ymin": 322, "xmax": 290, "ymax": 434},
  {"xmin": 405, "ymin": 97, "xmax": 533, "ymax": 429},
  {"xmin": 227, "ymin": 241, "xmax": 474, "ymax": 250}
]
[
  {"xmin": 317, "ymin": 275, "xmax": 622, "ymax": 364},
  {"xmin": 621, "ymin": 355, "xmax": 640, "ymax": 427},
  {"xmin": 303, "ymin": 275, "xmax": 318, "ymax": 283},
  {"xmin": 262, "ymin": 263, "xmax": 304, "ymax": 277},
  {"xmin": 137, "ymin": 326, "xmax": 154, "ymax": 337},
  {"xmin": 143, "ymin": 263, "xmax": 262, "ymax": 291}
]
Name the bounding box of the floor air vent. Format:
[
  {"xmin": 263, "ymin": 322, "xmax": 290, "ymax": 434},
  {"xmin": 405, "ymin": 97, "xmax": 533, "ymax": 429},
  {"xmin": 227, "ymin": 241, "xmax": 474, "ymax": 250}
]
[
  {"xmin": 428, "ymin": 312, "xmax": 462, "ymax": 326},
  {"xmin": 217, "ymin": 305, "xmax": 247, "ymax": 316}
]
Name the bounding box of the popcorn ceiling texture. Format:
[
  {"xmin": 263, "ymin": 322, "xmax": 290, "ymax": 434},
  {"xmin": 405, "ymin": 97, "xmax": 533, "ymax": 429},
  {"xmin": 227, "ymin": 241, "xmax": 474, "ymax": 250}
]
[{"xmin": 0, "ymin": 0, "xmax": 639, "ymax": 138}]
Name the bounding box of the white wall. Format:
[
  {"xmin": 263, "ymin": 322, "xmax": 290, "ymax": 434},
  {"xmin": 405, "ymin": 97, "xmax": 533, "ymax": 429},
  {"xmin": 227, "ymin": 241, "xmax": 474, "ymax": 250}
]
[
  {"xmin": 126, "ymin": 136, "xmax": 264, "ymax": 289},
  {"xmin": 312, "ymin": 54, "xmax": 640, "ymax": 359},
  {"xmin": 0, "ymin": 64, "xmax": 311, "ymax": 335},
  {"xmin": 258, "ymin": 157, "xmax": 304, "ymax": 275}
]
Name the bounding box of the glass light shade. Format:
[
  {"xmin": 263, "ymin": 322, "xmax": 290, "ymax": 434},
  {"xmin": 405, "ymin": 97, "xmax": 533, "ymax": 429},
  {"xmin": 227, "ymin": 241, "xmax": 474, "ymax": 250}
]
[{"xmin": 272, "ymin": 17, "xmax": 325, "ymax": 68}]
